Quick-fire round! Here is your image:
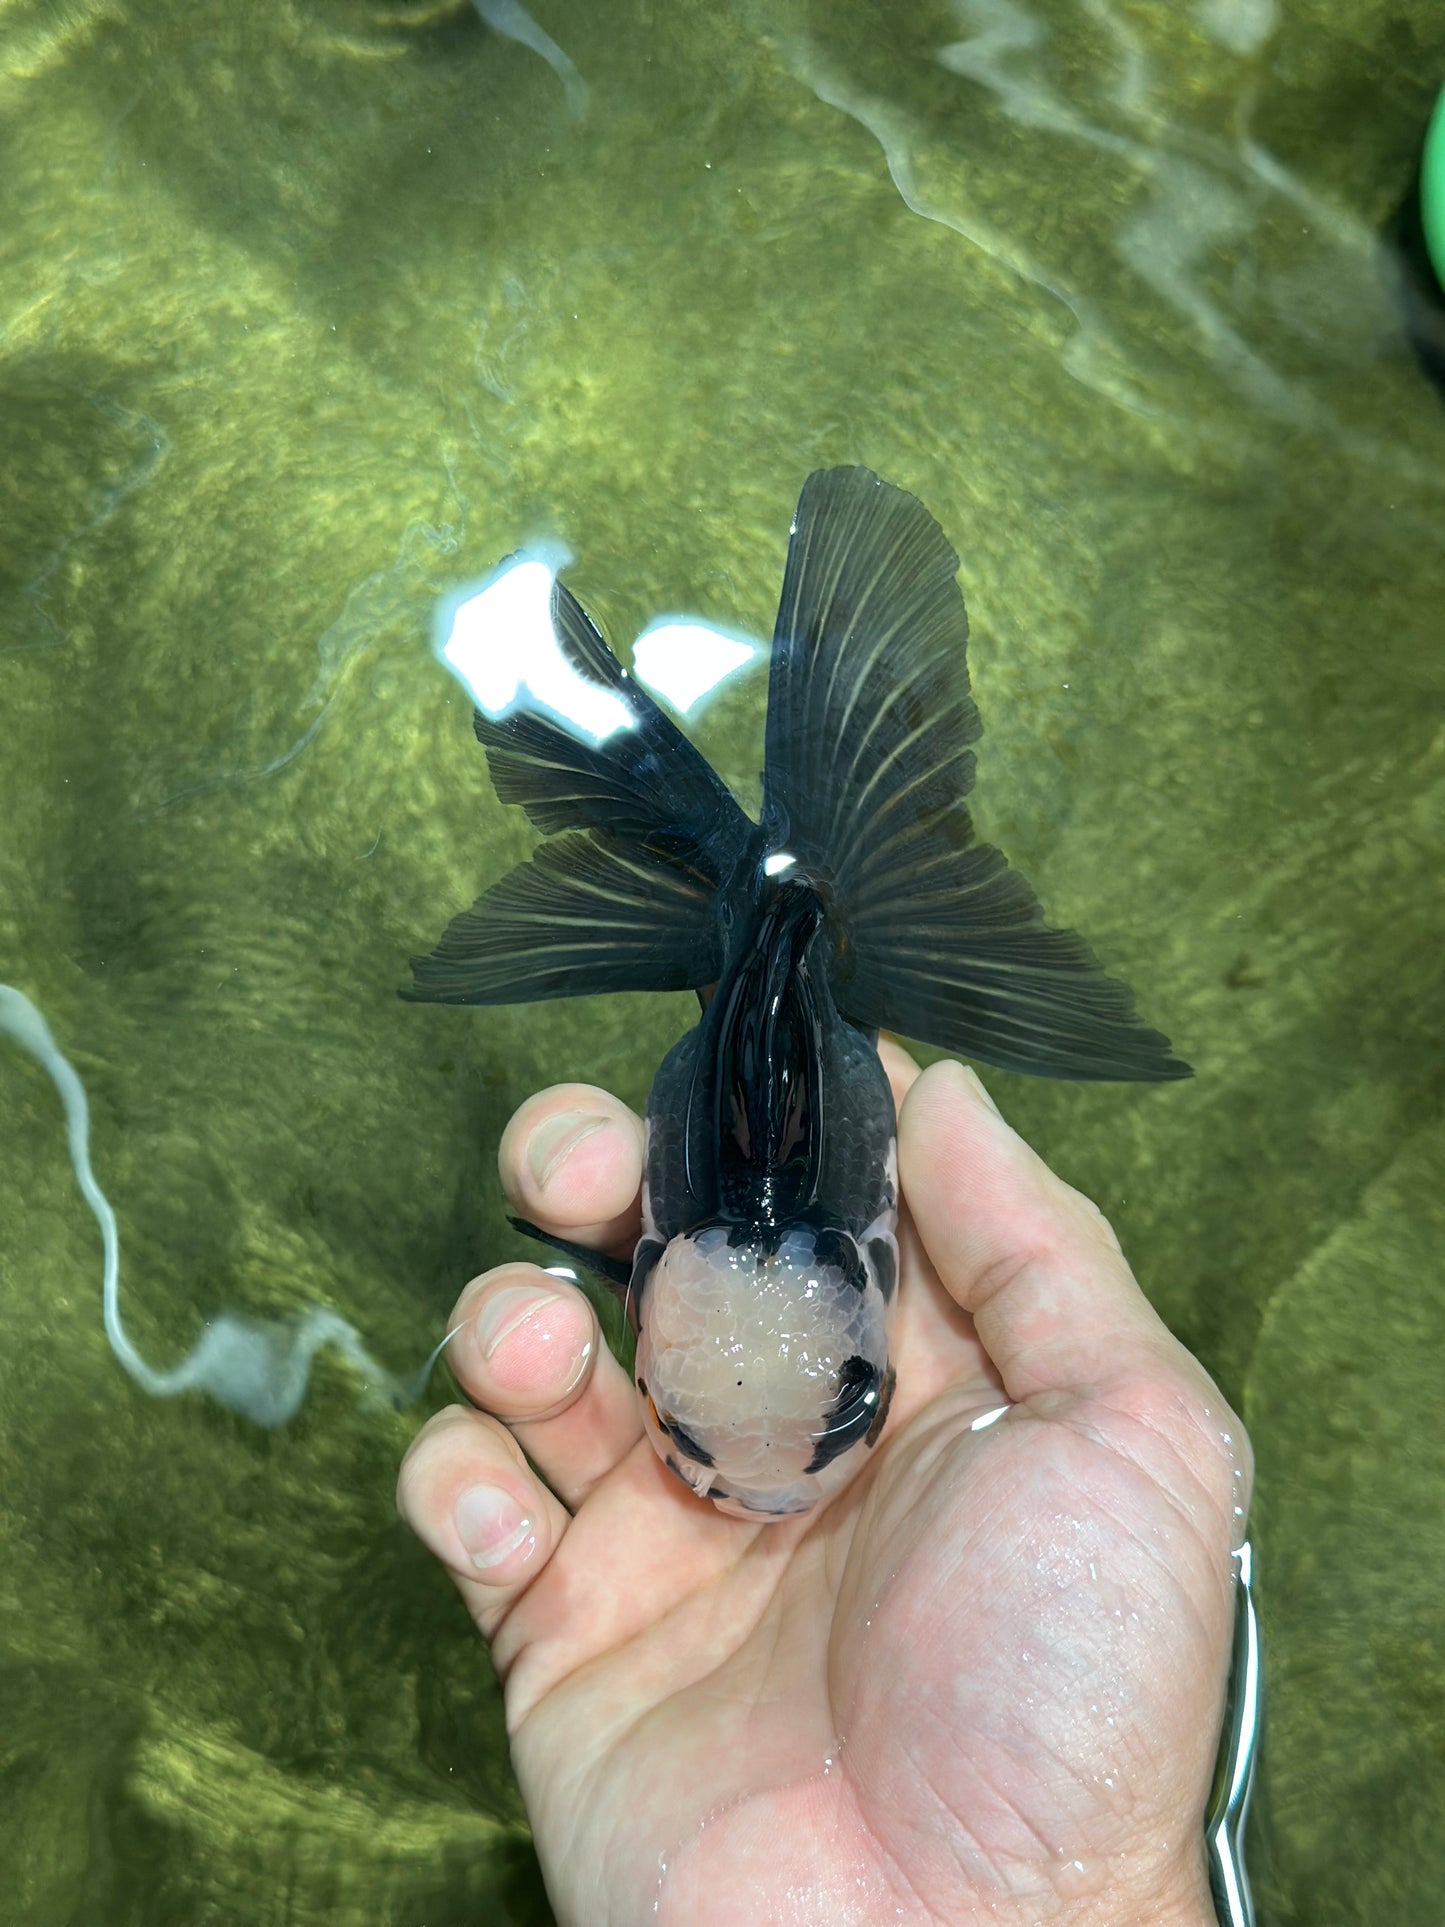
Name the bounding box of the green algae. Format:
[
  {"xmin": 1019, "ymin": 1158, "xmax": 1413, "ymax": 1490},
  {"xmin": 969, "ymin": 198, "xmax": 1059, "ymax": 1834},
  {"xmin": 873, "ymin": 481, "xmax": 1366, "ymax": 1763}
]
[{"xmin": 1, "ymin": 1, "xmax": 1443, "ymax": 1920}]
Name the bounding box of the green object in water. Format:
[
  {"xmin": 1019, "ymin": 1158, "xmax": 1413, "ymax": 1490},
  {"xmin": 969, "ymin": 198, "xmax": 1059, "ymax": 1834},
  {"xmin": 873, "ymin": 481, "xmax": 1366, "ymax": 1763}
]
[{"xmin": 1424, "ymin": 87, "xmax": 1445, "ymax": 287}]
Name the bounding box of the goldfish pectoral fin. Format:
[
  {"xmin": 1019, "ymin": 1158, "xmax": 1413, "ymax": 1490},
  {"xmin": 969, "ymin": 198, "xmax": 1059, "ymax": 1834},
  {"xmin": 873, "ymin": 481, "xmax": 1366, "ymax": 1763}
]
[
  {"xmin": 837, "ymin": 846, "xmax": 1191, "ymax": 1083},
  {"xmin": 507, "ymin": 1215, "xmax": 632, "ymax": 1290},
  {"xmin": 761, "ymin": 466, "xmax": 981, "ymax": 870},
  {"xmin": 401, "ymin": 830, "xmax": 722, "ymax": 1006}
]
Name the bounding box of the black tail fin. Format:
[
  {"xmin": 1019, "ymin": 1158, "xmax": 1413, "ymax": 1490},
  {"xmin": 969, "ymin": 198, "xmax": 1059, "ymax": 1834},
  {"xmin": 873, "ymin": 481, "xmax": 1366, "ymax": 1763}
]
[
  {"xmin": 762, "ymin": 468, "xmax": 1188, "ymax": 1082},
  {"xmin": 405, "ymin": 571, "xmax": 754, "ymax": 1008}
]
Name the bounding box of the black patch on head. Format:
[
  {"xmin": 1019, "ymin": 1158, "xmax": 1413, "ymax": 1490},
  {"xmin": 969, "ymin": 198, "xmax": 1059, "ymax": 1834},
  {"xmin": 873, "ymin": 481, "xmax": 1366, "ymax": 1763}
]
[
  {"xmin": 660, "ymin": 1412, "xmax": 714, "ymax": 1468},
  {"xmin": 636, "ymin": 1377, "xmax": 648, "ymax": 1399},
  {"xmin": 805, "ymin": 1353, "xmax": 885, "ymax": 1474},
  {"xmin": 867, "ymin": 1367, "xmax": 896, "ymax": 1446},
  {"xmin": 867, "ymin": 1234, "xmax": 897, "ymax": 1304},
  {"xmin": 810, "ymin": 1225, "xmax": 867, "ymax": 1292}
]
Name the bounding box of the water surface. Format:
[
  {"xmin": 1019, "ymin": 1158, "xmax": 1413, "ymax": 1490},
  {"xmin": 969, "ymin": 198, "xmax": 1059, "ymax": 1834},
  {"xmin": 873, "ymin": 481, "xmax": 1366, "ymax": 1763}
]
[{"xmin": 2, "ymin": 1, "xmax": 1443, "ymax": 1920}]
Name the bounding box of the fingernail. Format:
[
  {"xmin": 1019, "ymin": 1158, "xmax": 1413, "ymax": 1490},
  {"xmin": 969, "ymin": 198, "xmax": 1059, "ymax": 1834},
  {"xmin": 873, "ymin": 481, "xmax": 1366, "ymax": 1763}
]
[
  {"xmin": 475, "ymin": 1283, "xmax": 561, "ymax": 1359},
  {"xmin": 527, "ymin": 1109, "xmax": 607, "ymax": 1189},
  {"xmin": 455, "ymin": 1484, "xmax": 536, "ymax": 1570},
  {"xmin": 961, "ymin": 1065, "xmax": 1001, "ymax": 1116}
]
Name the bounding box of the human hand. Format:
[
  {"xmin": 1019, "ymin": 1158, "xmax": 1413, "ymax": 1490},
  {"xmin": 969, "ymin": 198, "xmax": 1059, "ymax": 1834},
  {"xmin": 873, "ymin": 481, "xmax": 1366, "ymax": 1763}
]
[{"xmin": 397, "ymin": 1045, "xmax": 1248, "ymax": 1927}]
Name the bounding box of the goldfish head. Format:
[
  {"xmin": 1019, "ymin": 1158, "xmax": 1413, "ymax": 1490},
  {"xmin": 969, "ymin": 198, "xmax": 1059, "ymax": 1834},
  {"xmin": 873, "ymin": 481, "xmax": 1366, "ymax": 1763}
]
[{"xmin": 631, "ymin": 1220, "xmax": 896, "ymax": 1519}]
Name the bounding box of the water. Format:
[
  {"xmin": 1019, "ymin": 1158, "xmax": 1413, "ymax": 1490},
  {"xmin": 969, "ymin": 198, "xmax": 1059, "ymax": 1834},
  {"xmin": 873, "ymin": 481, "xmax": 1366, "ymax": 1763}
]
[{"xmin": 1, "ymin": 1, "xmax": 1442, "ymax": 1920}]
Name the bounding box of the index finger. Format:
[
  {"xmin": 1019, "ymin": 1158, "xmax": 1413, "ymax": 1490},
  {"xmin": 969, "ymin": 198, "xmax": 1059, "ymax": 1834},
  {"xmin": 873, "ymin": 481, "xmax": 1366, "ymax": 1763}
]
[
  {"xmin": 498, "ymin": 1082, "xmax": 645, "ymax": 1257},
  {"xmin": 897, "ymin": 1058, "xmax": 1186, "ymax": 1404}
]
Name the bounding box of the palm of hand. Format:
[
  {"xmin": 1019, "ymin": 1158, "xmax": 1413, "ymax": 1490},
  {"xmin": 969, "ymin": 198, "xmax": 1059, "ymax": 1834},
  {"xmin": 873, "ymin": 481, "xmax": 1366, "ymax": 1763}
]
[{"xmin": 401, "ymin": 1058, "xmax": 1242, "ymax": 1927}]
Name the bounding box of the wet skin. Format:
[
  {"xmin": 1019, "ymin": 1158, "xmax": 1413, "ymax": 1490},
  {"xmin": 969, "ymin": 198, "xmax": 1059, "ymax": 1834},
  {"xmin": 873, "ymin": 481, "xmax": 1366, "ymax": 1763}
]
[{"xmin": 397, "ymin": 1044, "xmax": 1249, "ymax": 1927}]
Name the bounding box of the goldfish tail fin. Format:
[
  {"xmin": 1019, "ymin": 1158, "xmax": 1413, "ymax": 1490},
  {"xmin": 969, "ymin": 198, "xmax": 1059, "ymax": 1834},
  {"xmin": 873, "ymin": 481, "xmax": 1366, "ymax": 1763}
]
[
  {"xmin": 469, "ymin": 577, "xmax": 746, "ymax": 865},
  {"xmin": 763, "ymin": 467, "xmax": 1188, "ymax": 1082},
  {"xmin": 402, "ymin": 831, "xmax": 723, "ymax": 1006},
  {"xmin": 405, "ymin": 572, "xmax": 754, "ymax": 1007}
]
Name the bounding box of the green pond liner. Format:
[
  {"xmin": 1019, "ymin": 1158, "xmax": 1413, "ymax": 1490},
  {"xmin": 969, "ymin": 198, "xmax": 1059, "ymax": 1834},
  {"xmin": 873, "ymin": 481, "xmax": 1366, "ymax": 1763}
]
[{"xmin": 1423, "ymin": 86, "xmax": 1445, "ymax": 288}]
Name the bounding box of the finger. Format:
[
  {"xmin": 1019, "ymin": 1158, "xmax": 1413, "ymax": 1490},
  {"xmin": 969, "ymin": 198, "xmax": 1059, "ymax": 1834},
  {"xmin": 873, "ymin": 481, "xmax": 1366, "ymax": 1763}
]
[
  {"xmin": 890, "ymin": 1200, "xmax": 1005, "ymax": 1417},
  {"xmin": 897, "ymin": 1058, "xmax": 1187, "ymax": 1404},
  {"xmin": 870, "ymin": 1037, "xmax": 1000, "ymax": 1411},
  {"xmin": 499, "ymin": 1083, "xmax": 644, "ymax": 1255},
  {"xmin": 877, "ymin": 1032, "xmax": 921, "ymax": 1109},
  {"xmin": 447, "ymin": 1264, "xmax": 643, "ymax": 1508},
  {"xmin": 397, "ymin": 1404, "xmax": 570, "ymax": 1646}
]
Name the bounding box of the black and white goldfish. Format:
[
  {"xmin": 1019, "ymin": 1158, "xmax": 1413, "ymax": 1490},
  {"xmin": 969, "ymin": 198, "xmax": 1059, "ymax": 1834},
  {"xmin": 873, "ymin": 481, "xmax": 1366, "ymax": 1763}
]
[{"xmin": 404, "ymin": 467, "xmax": 1187, "ymax": 1520}]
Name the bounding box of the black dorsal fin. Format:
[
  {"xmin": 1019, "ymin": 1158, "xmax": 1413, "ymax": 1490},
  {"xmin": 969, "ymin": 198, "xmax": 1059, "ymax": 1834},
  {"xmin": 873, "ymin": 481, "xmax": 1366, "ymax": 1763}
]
[{"xmin": 707, "ymin": 882, "xmax": 828, "ymax": 1225}]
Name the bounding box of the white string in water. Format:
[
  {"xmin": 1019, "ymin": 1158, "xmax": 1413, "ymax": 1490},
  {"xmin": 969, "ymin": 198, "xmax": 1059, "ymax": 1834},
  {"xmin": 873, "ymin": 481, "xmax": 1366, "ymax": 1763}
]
[
  {"xmin": 0, "ymin": 983, "xmax": 458, "ymax": 1426},
  {"xmin": 473, "ymin": 1, "xmax": 588, "ymax": 121}
]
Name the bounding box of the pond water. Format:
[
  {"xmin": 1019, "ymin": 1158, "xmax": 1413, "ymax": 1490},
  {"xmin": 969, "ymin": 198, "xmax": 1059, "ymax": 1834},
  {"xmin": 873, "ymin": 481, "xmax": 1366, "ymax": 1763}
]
[{"xmin": 1, "ymin": 2, "xmax": 1442, "ymax": 1921}]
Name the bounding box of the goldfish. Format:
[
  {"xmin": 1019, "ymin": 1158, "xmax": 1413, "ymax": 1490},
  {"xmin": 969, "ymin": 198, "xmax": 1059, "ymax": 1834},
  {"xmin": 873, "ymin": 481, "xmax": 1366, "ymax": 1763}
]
[{"xmin": 405, "ymin": 467, "xmax": 1186, "ymax": 1519}]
